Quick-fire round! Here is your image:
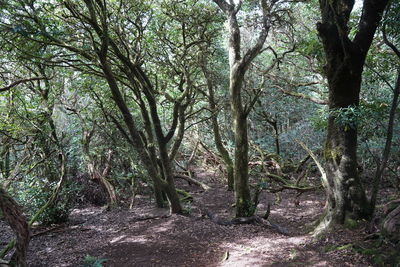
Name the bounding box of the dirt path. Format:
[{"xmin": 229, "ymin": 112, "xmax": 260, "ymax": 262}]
[{"xmin": 1, "ymin": 172, "xmax": 374, "ymax": 266}]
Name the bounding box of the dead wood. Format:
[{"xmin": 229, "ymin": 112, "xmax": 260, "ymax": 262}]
[
  {"xmin": 296, "ymin": 155, "xmax": 311, "ymax": 173},
  {"xmin": 31, "ymin": 225, "xmax": 65, "ymax": 237},
  {"xmin": 131, "ymin": 214, "xmax": 171, "ymax": 222},
  {"xmin": 174, "ymin": 174, "xmax": 211, "ymax": 191}
]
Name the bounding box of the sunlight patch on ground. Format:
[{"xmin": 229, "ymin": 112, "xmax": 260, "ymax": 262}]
[
  {"xmin": 146, "ymin": 219, "xmax": 175, "ymax": 234},
  {"xmin": 70, "ymin": 207, "xmax": 102, "ymax": 217},
  {"xmin": 218, "ymin": 235, "xmax": 309, "ymax": 266},
  {"xmin": 109, "ymin": 234, "xmax": 148, "ymax": 244}
]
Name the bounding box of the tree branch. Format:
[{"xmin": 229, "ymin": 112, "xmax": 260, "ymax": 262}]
[{"xmin": 0, "ymin": 77, "xmax": 50, "ymax": 92}]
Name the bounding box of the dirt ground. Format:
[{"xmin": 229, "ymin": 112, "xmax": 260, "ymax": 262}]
[{"xmin": 0, "ymin": 170, "xmax": 397, "ymax": 266}]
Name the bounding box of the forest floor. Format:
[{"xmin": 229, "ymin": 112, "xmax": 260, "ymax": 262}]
[{"xmin": 1, "ymin": 168, "xmax": 397, "ymax": 266}]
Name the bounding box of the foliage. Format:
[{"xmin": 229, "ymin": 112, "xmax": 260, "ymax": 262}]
[
  {"xmin": 13, "ymin": 176, "xmax": 78, "ymax": 225},
  {"xmin": 81, "ymin": 255, "xmax": 107, "ymax": 267},
  {"xmin": 0, "ymin": 0, "xmax": 398, "ymax": 254}
]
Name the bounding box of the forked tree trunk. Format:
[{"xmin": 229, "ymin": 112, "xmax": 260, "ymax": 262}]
[
  {"xmin": 0, "ymin": 187, "xmax": 30, "ymax": 267},
  {"xmin": 213, "ymin": 0, "xmax": 271, "ymax": 217}
]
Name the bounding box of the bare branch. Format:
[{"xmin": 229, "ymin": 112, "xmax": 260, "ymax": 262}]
[
  {"xmin": 275, "ymin": 85, "xmax": 327, "ymax": 105},
  {"xmin": 382, "ymin": 21, "xmax": 400, "ymax": 59}
]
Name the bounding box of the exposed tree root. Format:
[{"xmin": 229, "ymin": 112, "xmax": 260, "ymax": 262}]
[{"xmin": 201, "ymin": 208, "xmax": 289, "ymax": 235}]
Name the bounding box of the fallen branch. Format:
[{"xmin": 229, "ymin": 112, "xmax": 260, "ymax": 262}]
[
  {"xmin": 269, "ymin": 184, "xmax": 321, "ymax": 193},
  {"xmin": 296, "ymin": 140, "xmax": 328, "ymax": 190},
  {"xmin": 131, "ymin": 214, "xmax": 171, "ymax": 222},
  {"xmin": 31, "ymin": 225, "xmax": 66, "ymax": 237},
  {"xmin": 174, "ymin": 174, "xmax": 211, "ymax": 191}
]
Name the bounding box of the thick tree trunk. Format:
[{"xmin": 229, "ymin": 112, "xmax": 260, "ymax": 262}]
[
  {"xmin": 321, "ymin": 59, "xmax": 371, "ymax": 224},
  {"xmin": 233, "ymin": 111, "xmax": 252, "ymax": 217},
  {"xmin": 0, "ymin": 187, "xmax": 30, "ymax": 267},
  {"xmin": 325, "ymin": 113, "xmax": 369, "ymax": 223},
  {"xmin": 317, "ymin": 0, "xmax": 389, "ymax": 229},
  {"xmin": 231, "ymin": 66, "xmax": 252, "ymax": 217},
  {"xmin": 324, "ymin": 60, "xmax": 369, "ymax": 224}
]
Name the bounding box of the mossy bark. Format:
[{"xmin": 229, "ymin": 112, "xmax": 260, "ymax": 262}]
[
  {"xmin": 0, "ymin": 187, "xmax": 30, "ymax": 267},
  {"xmin": 213, "ymin": 0, "xmax": 270, "ymax": 217},
  {"xmin": 317, "ymin": 0, "xmax": 389, "ymax": 228},
  {"xmin": 203, "ymin": 66, "xmax": 234, "ymax": 191}
]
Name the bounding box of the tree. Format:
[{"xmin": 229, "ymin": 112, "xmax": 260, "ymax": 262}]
[
  {"xmin": 369, "ymin": 0, "xmax": 400, "ymax": 212},
  {"xmin": 212, "ymin": 0, "xmax": 283, "ymax": 217},
  {"xmin": 316, "ymin": 0, "xmax": 389, "ymax": 231},
  {"xmin": 0, "ymin": 77, "xmax": 32, "ymax": 267}
]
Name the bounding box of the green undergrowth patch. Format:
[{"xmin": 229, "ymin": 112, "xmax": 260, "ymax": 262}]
[
  {"xmin": 353, "ymin": 240, "xmax": 400, "ymax": 267},
  {"xmin": 81, "ymin": 255, "xmax": 107, "ymax": 267}
]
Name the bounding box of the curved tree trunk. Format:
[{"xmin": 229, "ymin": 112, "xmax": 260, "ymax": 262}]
[{"xmin": 0, "ymin": 187, "xmax": 30, "ymax": 267}]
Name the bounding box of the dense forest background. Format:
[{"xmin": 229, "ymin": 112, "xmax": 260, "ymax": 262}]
[{"xmin": 0, "ymin": 0, "xmax": 399, "ymax": 266}]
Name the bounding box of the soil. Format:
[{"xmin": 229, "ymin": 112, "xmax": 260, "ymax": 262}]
[{"xmin": 0, "ymin": 169, "xmax": 398, "ymax": 266}]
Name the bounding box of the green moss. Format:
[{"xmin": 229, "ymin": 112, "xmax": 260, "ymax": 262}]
[
  {"xmin": 323, "ymin": 143, "xmax": 342, "ymax": 161},
  {"xmin": 372, "ymin": 255, "xmax": 385, "ymax": 266},
  {"xmin": 344, "ymin": 217, "xmax": 359, "ymax": 229}
]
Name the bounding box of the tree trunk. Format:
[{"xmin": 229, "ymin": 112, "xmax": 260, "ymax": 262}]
[
  {"xmin": 231, "ymin": 65, "xmax": 253, "ymax": 217},
  {"xmin": 203, "ymin": 65, "xmax": 234, "ymax": 190},
  {"xmin": 0, "ymin": 187, "xmax": 30, "ymax": 267},
  {"xmin": 233, "ymin": 110, "xmax": 252, "ymax": 216},
  {"xmin": 98, "ymin": 54, "xmax": 168, "ymax": 209},
  {"xmin": 144, "ymin": 90, "xmax": 183, "ymax": 214},
  {"xmin": 212, "ymin": 0, "xmax": 271, "ymax": 217},
  {"xmin": 317, "ymin": 0, "xmax": 389, "ymax": 229},
  {"xmin": 323, "ymin": 55, "xmax": 368, "ymax": 225}
]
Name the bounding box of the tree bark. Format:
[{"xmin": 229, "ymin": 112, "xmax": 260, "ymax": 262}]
[
  {"xmin": 0, "ymin": 187, "xmax": 30, "ymax": 267},
  {"xmin": 317, "ymin": 0, "xmax": 389, "ymax": 227},
  {"xmin": 97, "ymin": 54, "xmax": 168, "ymax": 209},
  {"xmin": 82, "ymin": 130, "xmax": 118, "ymax": 207},
  {"xmin": 213, "ymin": 0, "xmax": 271, "ymax": 217},
  {"xmin": 202, "ymin": 63, "xmax": 234, "ymax": 190}
]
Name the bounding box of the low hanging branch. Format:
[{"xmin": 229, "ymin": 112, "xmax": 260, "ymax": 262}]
[{"xmin": 277, "ymin": 87, "xmax": 327, "ymax": 105}]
